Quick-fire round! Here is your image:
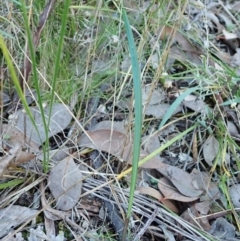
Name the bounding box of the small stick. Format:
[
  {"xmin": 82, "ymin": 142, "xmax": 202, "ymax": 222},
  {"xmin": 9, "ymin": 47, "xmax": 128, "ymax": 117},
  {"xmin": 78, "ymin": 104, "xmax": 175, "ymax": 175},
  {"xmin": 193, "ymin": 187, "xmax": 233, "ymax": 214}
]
[{"xmin": 133, "ymin": 208, "xmax": 158, "ymax": 241}]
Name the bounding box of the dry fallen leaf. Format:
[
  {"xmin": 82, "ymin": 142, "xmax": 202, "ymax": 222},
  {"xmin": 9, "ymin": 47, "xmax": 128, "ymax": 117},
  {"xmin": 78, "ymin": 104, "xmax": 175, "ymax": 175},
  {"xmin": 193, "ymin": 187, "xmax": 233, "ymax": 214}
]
[
  {"xmin": 48, "ymin": 156, "xmax": 83, "ymax": 211},
  {"xmin": 13, "ymin": 151, "xmax": 35, "ymax": 166},
  {"xmin": 229, "ymin": 184, "xmax": 240, "ymax": 208},
  {"xmin": 138, "ymin": 149, "xmax": 165, "ymax": 169},
  {"xmin": 0, "ymin": 154, "xmax": 16, "ymax": 177},
  {"xmin": 145, "ymin": 102, "xmax": 182, "ymax": 119},
  {"xmin": 181, "ymin": 201, "xmax": 211, "ymax": 231},
  {"xmin": 209, "ymin": 217, "xmax": 236, "ymax": 240},
  {"xmin": 191, "ymin": 169, "xmax": 221, "ymax": 201},
  {"xmin": 157, "ymin": 165, "xmax": 203, "ymax": 197},
  {"xmin": 0, "ymin": 205, "xmax": 38, "ymax": 238},
  {"xmin": 1, "ymin": 124, "xmax": 38, "ymax": 151},
  {"xmin": 158, "ymin": 177, "xmax": 199, "ymax": 202},
  {"xmin": 142, "ymin": 134, "xmax": 161, "ymax": 154},
  {"xmin": 142, "ymin": 84, "xmax": 181, "ymax": 118},
  {"xmin": 183, "ymin": 98, "xmax": 209, "ymax": 114},
  {"xmin": 91, "ymin": 120, "xmax": 127, "ymax": 134},
  {"xmin": 15, "ymin": 103, "xmax": 72, "ymax": 147},
  {"xmin": 167, "ymin": 45, "xmax": 203, "ymax": 68},
  {"xmin": 142, "ymin": 85, "xmax": 166, "ymax": 105},
  {"xmin": 78, "ymin": 129, "xmax": 132, "ymax": 162},
  {"xmin": 0, "ymin": 142, "xmax": 21, "ymax": 177},
  {"xmin": 227, "ymin": 121, "xmax": 240, "ymax": 137},
  {"xmin": 137, "ymin": 186, "xmax": 178, "ymax": 213},
  {"xmin": 230, "ymin": 48, "xmax": 240, "ymax": 75},
  {"xmin": 203, "ymin": 135, "xmax": 219, "ymax": 166},
  {"xmin": 158, "ymin": 25, "xmax": 199, "ymax": 52}
]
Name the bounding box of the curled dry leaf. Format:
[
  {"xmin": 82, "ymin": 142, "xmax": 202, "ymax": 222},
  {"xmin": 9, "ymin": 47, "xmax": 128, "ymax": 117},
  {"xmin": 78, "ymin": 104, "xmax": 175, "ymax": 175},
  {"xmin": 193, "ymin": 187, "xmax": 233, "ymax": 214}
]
[
  {"xmin": 158, "ymin": 177, "xmax": 199, "ymax": 202},
  {"xmin": 203, "ymin": 135, "xmax": 219, "ymax": 166},
  {"xmin": 78, "ymin": 129, "xmax": 132, "ymax": 162},
  {"xmin": 157, "ymin": 165, "xmax": 203, "ymax": 197},
  {"xmin": 48, "ymin": 156, "xmax": 83, "ymax": 211},
  {"xmin": 138, "ymin": 186, "xmax": 178, "ymax": 213}
]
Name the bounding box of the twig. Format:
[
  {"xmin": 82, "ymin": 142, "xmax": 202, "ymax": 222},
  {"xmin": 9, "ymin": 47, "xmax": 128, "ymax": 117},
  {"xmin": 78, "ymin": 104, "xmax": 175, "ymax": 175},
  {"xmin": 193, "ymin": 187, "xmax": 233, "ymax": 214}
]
[{"xmin": 133, "ymin": 208, "xmax": 158, "ymax": 241}]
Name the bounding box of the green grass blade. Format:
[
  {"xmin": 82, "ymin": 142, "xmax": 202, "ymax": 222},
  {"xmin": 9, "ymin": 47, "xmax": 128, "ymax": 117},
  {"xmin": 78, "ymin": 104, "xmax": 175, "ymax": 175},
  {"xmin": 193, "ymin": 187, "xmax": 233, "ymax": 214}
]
[
  {"xmin": 122, "ymin": 9, "xmax": 142, "ymax": 219},
  {"xmin": 0, "ymin": 179, "xmax": 24, "ymax": 189},
  {"xmin": 159, "ymin": 86, "xmax": 199, "ymax": 129},
  {"xmin": 139, "ymin": 124, "xmax": 197, "ymax": 166},
  {"xmin": 48, "ymin": 0, "xmax": 71, "ymax": 132},
  {"xmin": 117, "ymin": 124, "xmax": 197, "ymax": 180},
  {"xmin": 19, "ymin": 0, "xmax": 52, "ymax": 172},
  {"xmin": 0, "ymin": 36, "xmax": 40, "ymax": 136}
]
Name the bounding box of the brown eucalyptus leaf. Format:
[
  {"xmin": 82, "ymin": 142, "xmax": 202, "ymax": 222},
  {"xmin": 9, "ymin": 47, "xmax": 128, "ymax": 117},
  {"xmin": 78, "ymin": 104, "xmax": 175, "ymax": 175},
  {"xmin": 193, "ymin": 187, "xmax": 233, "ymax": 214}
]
[
  {"xmin": 158, "ymin": 25, "xmax": 199, "ymax": 52},
  {"xmin": 167, "ymin": 45, "xmax": 202, "ymax": 67},
  {"xmin": 157, "ymin": 165, "xmax": 203, "ymax": 197},
  {"xmin": 0, "ymin": 143, "xmax": 21, "ymax": 176},
  {"xmin": 138, "ymin": 186, "xmax": 178, "ymax": 213},
  {"xmin": 48, "ymin": 156, "xmax": 83, "ymax": 211},
  {"xmin": 181, "ymin": 201, "xmax": 211, "ymax": 231},
  {"xmin": 203, "ymin": 135, "xmax": 219, "ymax": 166},
  {"xmin": 0, "ymin": 154, "xmax": 15, "ymax": 177},
  {"xmin": 137, "ymin": 149, "xmax": 165, "ymax": 169},
  {"xmin": 158, "ymin": 177, "xmax": 199, "ymax": 202},
  {"xmin": 78, "ymin": 129, "xmax": 132, "ymax": 162},
  {"xmin": 1, "ymin": 124, "xmax": 38, "ymax": 151},
  {"xmin": 191, "ymin": 169, "xmax": 221, "ymax": 201},
  {"xmin": 13, "ymin": 151, "xmax": 35, "ymax": 166},
  {"xmin": 91, "ymin": 120, "xmax": 127, "ymax": 134}
]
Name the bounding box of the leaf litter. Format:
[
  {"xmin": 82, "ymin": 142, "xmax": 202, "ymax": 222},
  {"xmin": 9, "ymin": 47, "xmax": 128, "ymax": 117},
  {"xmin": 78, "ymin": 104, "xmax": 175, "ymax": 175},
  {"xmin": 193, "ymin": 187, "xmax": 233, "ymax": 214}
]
[{"xmin": 2, "ymin": 0, "xmax": 240, "ymax": 240}]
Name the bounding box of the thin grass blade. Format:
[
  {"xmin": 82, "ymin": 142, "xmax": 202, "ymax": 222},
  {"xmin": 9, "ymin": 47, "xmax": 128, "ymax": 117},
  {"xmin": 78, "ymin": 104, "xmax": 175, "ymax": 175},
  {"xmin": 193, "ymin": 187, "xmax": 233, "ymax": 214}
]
[
  {"xmin": 122, "ymin": 9, "xmax": 142, "ymax": 219},
  {"xmin": 159, "ymin": 86, "xmax": 199, "ymax": 129}
]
